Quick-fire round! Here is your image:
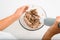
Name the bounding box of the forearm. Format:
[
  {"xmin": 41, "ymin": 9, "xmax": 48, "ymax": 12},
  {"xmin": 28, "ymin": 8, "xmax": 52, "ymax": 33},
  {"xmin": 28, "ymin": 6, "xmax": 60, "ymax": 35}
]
[
  {"xmin": 42, "ymin": 27, "xmax": 55, "ymax": 40},
  {"xmin": 0, "ymin": 13, "xmax": 20, "ymax": 31},
  {"xmin": 0, "ymin": 6, "xmax": 28, "ymax": 31}
]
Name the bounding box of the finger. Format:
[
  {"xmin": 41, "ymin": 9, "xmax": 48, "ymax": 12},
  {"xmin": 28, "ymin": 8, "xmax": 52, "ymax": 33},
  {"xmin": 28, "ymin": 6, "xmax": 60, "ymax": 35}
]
[
  {"xmin": 21, "ymin": 6, "xmax": 28, "ymax": 12},
  {"xmin": 17, "ymin": 6, "xmax": 28, "ymax": 13},
  {"xmin": 56, "ymin": 16, "xmax": 60, "ymax": 22}
]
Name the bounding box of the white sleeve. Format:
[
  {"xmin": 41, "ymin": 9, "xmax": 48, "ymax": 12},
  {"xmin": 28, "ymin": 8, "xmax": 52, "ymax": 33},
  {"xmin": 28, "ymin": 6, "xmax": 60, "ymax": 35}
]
[{"xmin": 0, "ymin": 31, "xmax": 17, "ymax": 39}]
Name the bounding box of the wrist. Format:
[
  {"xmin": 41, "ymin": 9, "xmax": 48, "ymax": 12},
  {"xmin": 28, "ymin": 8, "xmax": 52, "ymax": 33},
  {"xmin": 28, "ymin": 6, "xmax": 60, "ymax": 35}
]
[{"xmin": 12, "ymin": 13, "xmax": 20, "ymax": 20}]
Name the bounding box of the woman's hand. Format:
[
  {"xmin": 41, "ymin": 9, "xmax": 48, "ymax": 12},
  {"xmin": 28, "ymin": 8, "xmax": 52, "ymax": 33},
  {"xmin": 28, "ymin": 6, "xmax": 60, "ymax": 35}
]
[
  {"xmin": 42, "ymin": 16, "xmax": 60, "ymax": 40},
  {"xmin": 14, "ymin": 6, "xmax": 28, "ymax": 18}
]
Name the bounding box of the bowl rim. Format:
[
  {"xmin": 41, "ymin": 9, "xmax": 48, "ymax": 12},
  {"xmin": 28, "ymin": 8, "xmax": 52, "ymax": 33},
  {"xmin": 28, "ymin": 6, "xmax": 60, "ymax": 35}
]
[{"xmin": 19, "ymin": 20, "xmax": 44, "ymax": 31}]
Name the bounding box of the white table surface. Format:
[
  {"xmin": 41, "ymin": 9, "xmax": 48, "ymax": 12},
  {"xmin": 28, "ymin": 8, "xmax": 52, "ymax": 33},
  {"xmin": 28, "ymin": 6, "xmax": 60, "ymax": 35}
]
[{"xmin": 0, "ymin": 0, "xmax": 60, "ymax": 39}]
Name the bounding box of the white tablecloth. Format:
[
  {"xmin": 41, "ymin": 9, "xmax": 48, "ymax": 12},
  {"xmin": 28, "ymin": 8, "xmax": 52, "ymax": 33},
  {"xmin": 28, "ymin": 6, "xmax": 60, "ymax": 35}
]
[{"xmin": 0, "ymin": 31, "xmax": 16, "ymax": 39}]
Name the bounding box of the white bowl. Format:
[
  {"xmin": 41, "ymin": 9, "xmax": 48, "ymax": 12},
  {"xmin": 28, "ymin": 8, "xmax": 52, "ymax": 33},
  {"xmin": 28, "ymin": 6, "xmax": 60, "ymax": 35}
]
[{"xmin": 19, "ymin": 5, "xmax": 47, "ymax": 31}]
